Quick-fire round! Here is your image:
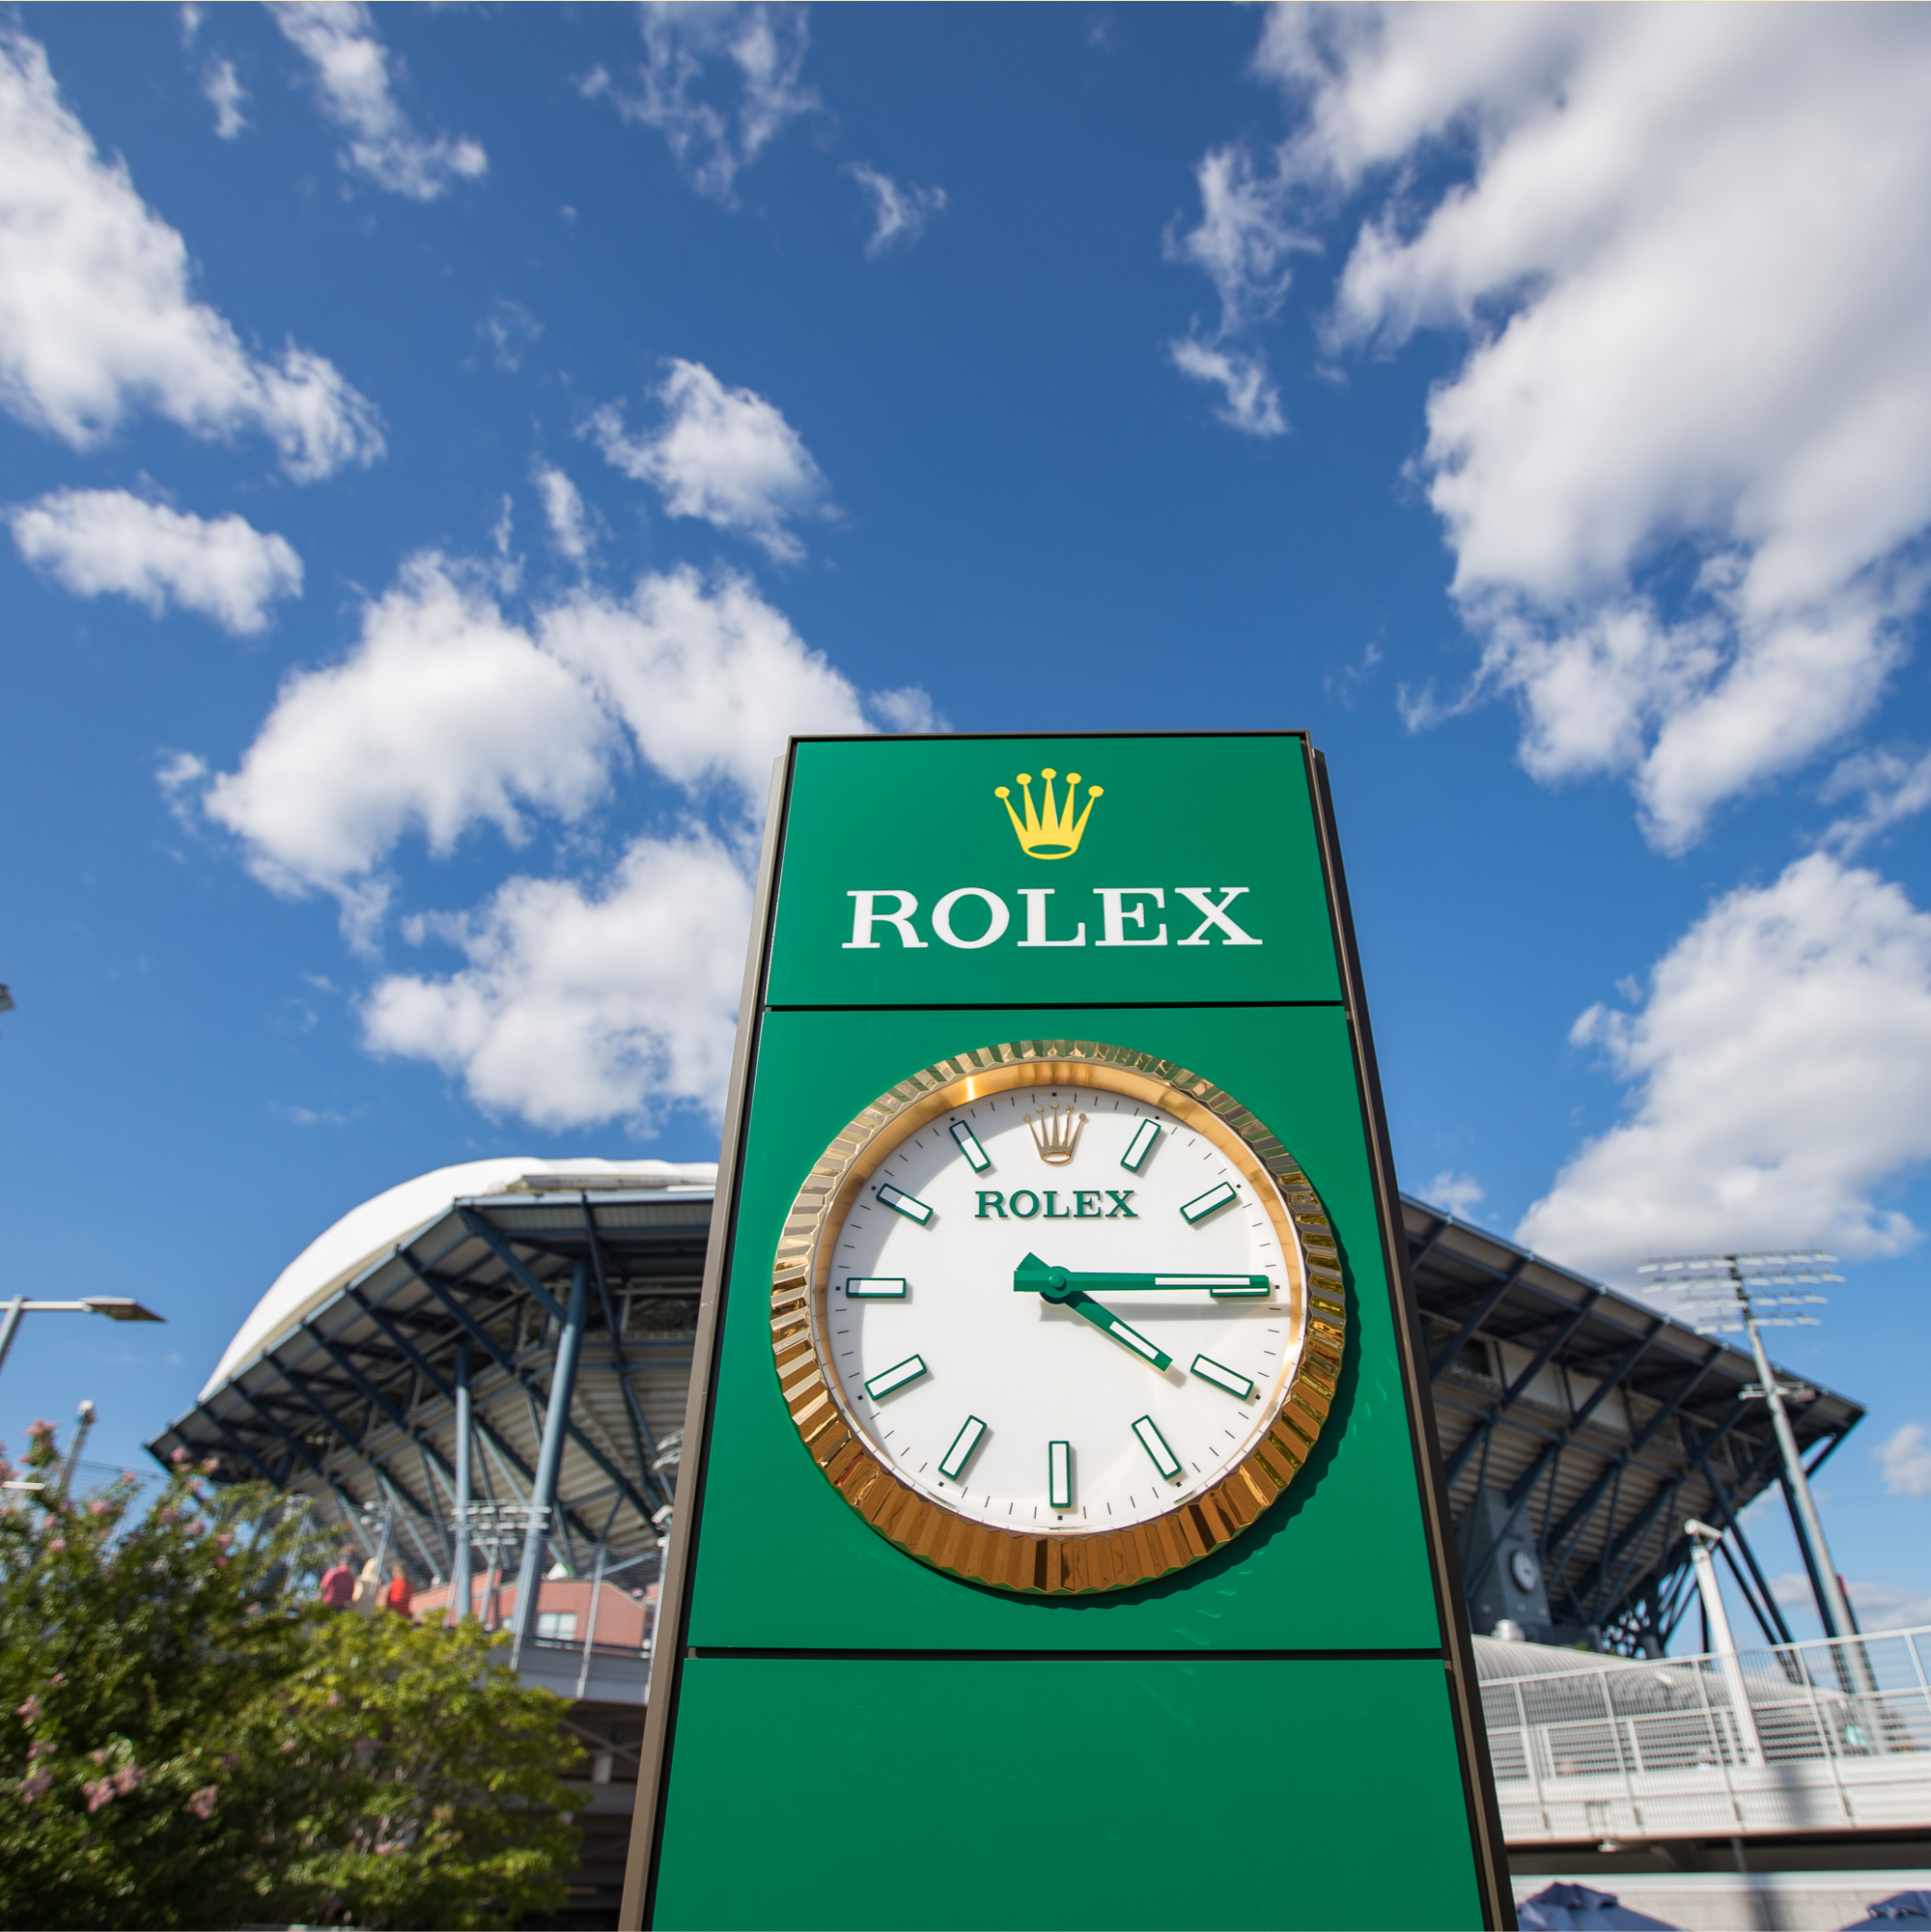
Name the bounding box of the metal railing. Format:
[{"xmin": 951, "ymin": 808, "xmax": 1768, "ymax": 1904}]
[{"xmin": 1485, "ymin": 1626, "xmax": 1931, "ymax": 1844}]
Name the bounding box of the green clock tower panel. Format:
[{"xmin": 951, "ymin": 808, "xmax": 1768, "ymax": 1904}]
[{"xmin": 621, "ymin": 734, "xmax": 1512, "ymax": 1932}]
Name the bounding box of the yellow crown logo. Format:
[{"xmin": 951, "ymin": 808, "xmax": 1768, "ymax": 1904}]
[
  {"xmin": 1024, "ymin": 1103, "xmax": 1085, "ymax": 1166},
  {"xmin": 994, "ymin": 768, "xmax": 1103, "ymax": 860}
]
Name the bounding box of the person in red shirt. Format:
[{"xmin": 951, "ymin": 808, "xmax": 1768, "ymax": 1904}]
[
  {"xmin": 382, "ymin": 1561, "xmax": 412, "ymax": 1616},
  {"xmin": 318, "ymin": 1547, "xmax": 357, "ymax": 1610}
]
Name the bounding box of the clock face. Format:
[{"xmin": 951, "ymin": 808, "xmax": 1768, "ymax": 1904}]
[
  {"xmin": 771, "ymin": 1041, "xmax": 1347, "ymax": 1594},
  {"xmin": 1509, "ymin": 1549, "xmax": 1542, "ymax": 1593},
  {"xmin": 828, "ymin": 1089, "xmax": 1295, "ymax": 1532}
]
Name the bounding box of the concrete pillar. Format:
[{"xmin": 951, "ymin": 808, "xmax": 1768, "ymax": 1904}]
[{"xmin": 1687, "ymin": 1519, "xmax": 1763, "ymax": 1768}]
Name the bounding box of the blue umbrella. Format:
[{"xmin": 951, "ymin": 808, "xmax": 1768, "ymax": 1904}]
[
  {"xmin": 1518, "ymin": 1882, "xmax": 1684, "ymax": 1930},
  {"xmin": 1842, "ymin": 1892, "xmax": 1931, "ymax": 1926}
]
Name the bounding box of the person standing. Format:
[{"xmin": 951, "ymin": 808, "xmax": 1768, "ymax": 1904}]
[
  {"xmin": 382, "ymin": 1560, "xmax": 412, "ymax": 1617},
  {"xmin": 318, "ymin": 1546, "xmax": 358, "ymax": 1610}
]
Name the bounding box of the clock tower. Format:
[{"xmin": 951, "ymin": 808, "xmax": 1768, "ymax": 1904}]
[{"xmin": 621, "ymin": 732, "xmax": 1511, "ymax": 1931}]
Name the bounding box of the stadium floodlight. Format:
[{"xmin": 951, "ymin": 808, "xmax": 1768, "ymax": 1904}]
[
  {"xmin": 1638, "ymin": 1250, "xmax": 1853, "ymax": 1642},
  {"xmin": 0, "ymin": 1296, "xmax": 165, "ymax": 1385}
]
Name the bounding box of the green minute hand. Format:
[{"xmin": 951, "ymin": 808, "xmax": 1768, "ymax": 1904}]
[
  {"xmin": 1012, "ymin": 1256, "xmax": 1272, "ymax": 1300},
  {"xmin": 1011, "ymin": 1253, "xmax": 1173, "ymax": 1372}
]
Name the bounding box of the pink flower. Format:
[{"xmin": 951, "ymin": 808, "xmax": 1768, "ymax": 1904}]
[
  {"xmin": 18, "ymin": 1771, "xmax": 51, "ymax": 1804},
  {"xmin": 46, "ymin": 1537, "xmax": 65, "ymax": 1553},
  {"xmin": 14, "ymin": 1695, "xmax": 41, "ymax": 1723},
  {"xmin": 200, "ymin": 1457, "xmax": 218, "ymax": 1475},
  {"xmin": 83, "ymin": 1778, "xmax": 114, "ymax": 1814},
  {"xmin": 88, "ymin": 1499, "xmax": 110, "ymax": 1517},
  {"xmin": 28, "ymin": 1419, "xmax": 53, "ymax": 1439},
  {"xmin": 280, "ymin": 1739, "xmax": 296, "ymax": 1754},
  {"xmin": 214, "ymin": 1531, "xmax": 235, "ymax": 1552},
  {"xmin": 168, "ymin": 1446, "xmax": 189, "ymax": 1466},
  {"xmin": 374, "ymin": 1841, "xmax": 399, "ymax": 1856},
  {"xmin": 185, "ymin": 1784, "xmax": 218, "ymax": 1820},
  {"xmin": 111, "ymin": 1765, "xmax": 141, "ymax": 1797},
  {"xmin": 28, "ymin": 1741, "xmax": 53, "ymax": 1760},
  {"xmin": 155, "ymin": 1505, "xmax": 178, "ymax": 1526},
  {"xmin": 47, "ymin": 1672, "xmax": 64, "ymax": 1689}
]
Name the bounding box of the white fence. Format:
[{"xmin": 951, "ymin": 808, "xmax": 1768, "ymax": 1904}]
[{"xmin": 1485, "ymin": 1626, "xmax": 1931, "ymax": 1843}]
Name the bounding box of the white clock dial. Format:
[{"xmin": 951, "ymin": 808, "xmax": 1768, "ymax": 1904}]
[{"xmin": 822, "ymin": 1087, "xmax": 1302, "ymax": 1533}]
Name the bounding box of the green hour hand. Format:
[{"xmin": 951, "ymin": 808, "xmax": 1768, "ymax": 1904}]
[
  {"xmin": 1012, "ymin": 1255, "xmax": 1271, "ymax": 1300},
  {"xmin": 1012, "ymin": 1254, "xmax": 1173, "ymax": 1372}
]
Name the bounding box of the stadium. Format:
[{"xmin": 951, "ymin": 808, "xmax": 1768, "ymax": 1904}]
[{"xmin": 153, "ymin": 1163, "xmax": 1931, "ymax": 1927}]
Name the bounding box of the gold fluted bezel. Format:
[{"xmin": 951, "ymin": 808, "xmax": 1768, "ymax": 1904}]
[{"xmin": 769, "ymin": 1038, "xmax": 1347, "ymax": 1595}]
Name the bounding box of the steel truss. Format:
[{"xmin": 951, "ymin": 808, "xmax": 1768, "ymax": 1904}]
[
  {"xmin": 148, "ymin": 1187, "xmax": 710, "ymax": 1596},
  {"xmin": 1405, "ymin": 1200, "xmax": 1862, "ymax": 1652}
]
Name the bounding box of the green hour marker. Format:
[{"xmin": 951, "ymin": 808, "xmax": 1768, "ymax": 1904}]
[
  {"xmin": 876, "ymin": 1184, "xmax": 934, "ymax": 1225},
  {"xmin": 1121, "ymin": 1118, "xmax": 1161, "ymax": 1172},
  {"xmin": 845, "ymin": 1277, "xmax": 908, "ymax": 1300},
  {"xmin": 1133, "ymin": 1414, "xmax": 1182, "ymax": 1480},
  {"xmin": 949, "ymin": 1120, "xmax": 992, "ymax": 1173},
  {"xmin": 939, "ymin": 1415, "xmax": 987, "ymax": 1480},
  {"xmin": 863, "ymin": 1354, "xmax": 928, "ymax": 1400},
  {"xmin": 1180, "ymin": 1182, "xmax": 1238, "ymax": 1224},
  {"xmin": 1049, "ymin": 1440, "xmax": 1073, "ymax": 1509},
  {"xmin": 1190, "ymin": 1355, "xmax": 1255, "ymax": 1400}
]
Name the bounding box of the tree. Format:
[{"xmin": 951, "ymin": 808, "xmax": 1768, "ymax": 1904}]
[{"xmin": 1, "ymin": 1421, "xmax": 582, "ymax": 1929}]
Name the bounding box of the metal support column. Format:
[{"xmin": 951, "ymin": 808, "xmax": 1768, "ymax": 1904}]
[
  {"xmin": 510, "ymin": 1262, "xmax": 588, "ymax": 1666},
  {"xmin": 450, "ymin": 1342, "xmax": 472, "ymax": 1624},
  {"xmin": 1747, "ymin": 1316, "xmax": 1856, "ymax": 1640}
]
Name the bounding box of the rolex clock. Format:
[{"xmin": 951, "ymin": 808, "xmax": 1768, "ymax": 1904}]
[{"xmin": 770, "ymin": 1038, "xmax": 1347, "ymax": 1592}]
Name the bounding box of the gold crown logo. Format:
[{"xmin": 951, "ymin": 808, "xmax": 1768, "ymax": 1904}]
[
  {"xmin": 994, "ymin": 768, "xmax": 1103, "ymax": 860},
  {"xmin": 1024, "ymin": 1103, "xmax": 1085, "ymax": 1166}
]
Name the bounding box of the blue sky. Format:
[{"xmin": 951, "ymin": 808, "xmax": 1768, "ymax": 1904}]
[{"xmin": 2, "ymin": 3, "xmax": 1928, "ymax": 1642}]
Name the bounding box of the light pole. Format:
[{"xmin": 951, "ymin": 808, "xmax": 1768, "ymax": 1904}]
[
  {"xmin": 1638, "ymin": 1250, "xmax": 1852, "ymax": 1640},
  {"xmin": 0, "ymin": 1298, "xmax": 164, "ymax": 1383}
]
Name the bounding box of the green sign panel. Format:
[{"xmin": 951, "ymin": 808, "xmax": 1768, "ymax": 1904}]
[{"xmin": 623, "ymin": 733, "xmax": 1510, "ymax": 1932}]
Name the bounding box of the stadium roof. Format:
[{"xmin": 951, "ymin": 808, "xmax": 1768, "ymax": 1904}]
[
  {"xmin": 1403, "ymin": 1196, "xmax": 1864, "ymax": 1652},
  {"xmin": 152, "ymin": 1160, "xmax": 715, "ymax": 1582},
  {"xmin": 150, "ymin": 1161, "xmax": 1865, "ymax": 1656}
]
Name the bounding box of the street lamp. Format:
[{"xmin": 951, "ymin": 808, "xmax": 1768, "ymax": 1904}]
[
  {"xmin": 0, "ymin": 1297, "xmax": 165, "ymax": 1383},
  {"xmin": 1638, "ymin": 1250, "xmax": 1852, "ymax": 1640}
]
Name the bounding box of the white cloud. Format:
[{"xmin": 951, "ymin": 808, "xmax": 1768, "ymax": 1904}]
[
  {"xmin": 200, "ymin": 554, "xmax": 613, "ymax": 938},
  {"xmin": 1850, "ymin": 1582, "xmax": 1931, "ymax": 1634},
  {"xmin": 1518, "ymin": 854, "xmax": 1931, "ymax": 1282},
  {"xmin": 362, "ymin": 830, "xmax": 750, "ymax": 1130},
  {"xmin": 191, "ymin": 550, "xmax": 931, "ymax": 946},
  {"xmin": 1164, "ymin": 145, "xmax": 1306, "ymax": 436},
  {"xmin": 582, "ymin": 3, "xmax": 818, "ymax": 204},
  {"xmin": 846, "ymin": 163, "xmax": 946, "ymax": 258},
  {"xmin": 202, "ymin": 57, "xmax": 246, "ymax": 140},
  {"xmin": 478, "ymin": 298, "xmax": 541, "ymax": 374},
  {"xmin": 0, "ymin": 26, "xmax": 382, "ymax": 479},
  {"xmin": 270, "ymin": 1, "xmax": 486, "ymax": 201},
  {"xmin": 1183, "ymin": 6, "xmax": 1931, "ymax": 846},
  {"xmin": 541, "ymin": 565, "xmax": 872, "ymax": 801},
  {"xmin": 10, "ymin": 489, "xmax": 300, "ymax": 634},
  {"xmin": 1168, "ymin": 337, "xmax": 1283, "ymax": 440},
  {"xmin": 534, "ymin": 462, "xmax": 595, "ymax": 566},
  {"xmin": 1878, "ymin": 1422, "xmax": 1931, "ymax": 1498},
  {"xmin": 588, "ymin": 359, "xmax": 829, "ymax": 562},
  {"xmin": 1424, "ymin": 1171, "xmax": 1486, "ymax": 1221},
  {"xmin": 1817, "ymin": 746, "xmax": 1931, "ymax": 858},
  {"xmin": 1771, "ymin": 1574, "xmax": 1931, "ymax": 1635}
]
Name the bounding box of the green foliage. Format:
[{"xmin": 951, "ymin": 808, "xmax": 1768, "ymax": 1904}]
[
  {"xmin": 1, "ymin": 1422, "xmax": 581, "ymax": 1929},
  {"xmin": 264, "ymin": 1610, "xmax": 583, "ymax": 1930}
]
